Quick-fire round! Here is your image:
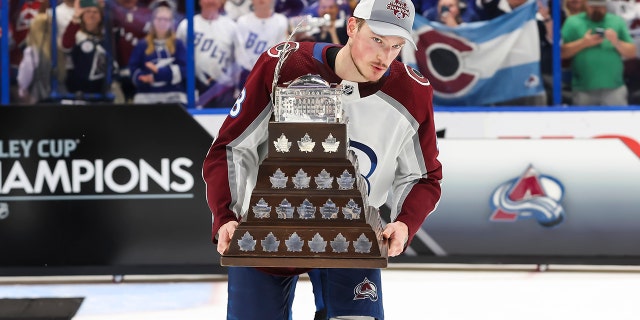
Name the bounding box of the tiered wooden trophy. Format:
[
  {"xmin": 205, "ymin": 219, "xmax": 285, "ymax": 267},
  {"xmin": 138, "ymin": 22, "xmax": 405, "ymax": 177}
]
[{"xmin": 220, "ymin": 74, "xmax": 388, "ymax": 268}]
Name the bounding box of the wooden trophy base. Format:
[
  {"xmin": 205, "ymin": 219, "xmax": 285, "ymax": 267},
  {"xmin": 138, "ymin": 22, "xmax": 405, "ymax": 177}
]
[
  {"xmin": 220, "ymin": 120, "xmax": 388, "ymax": 269},
  {"xmin": 221, "ymin": 223, "xmax": 388, "ymax": 268}
]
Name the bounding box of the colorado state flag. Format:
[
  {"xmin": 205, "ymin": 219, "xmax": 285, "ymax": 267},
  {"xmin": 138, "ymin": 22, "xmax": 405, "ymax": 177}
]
[{"xmin": 408, "ymin": 0, "xmax": 544, "ymax": 105}]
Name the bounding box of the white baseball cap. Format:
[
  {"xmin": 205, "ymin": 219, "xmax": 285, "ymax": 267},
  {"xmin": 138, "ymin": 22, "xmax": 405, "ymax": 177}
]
[{"xmin": 352, "ymin": 0, "xmax": 417, "ymax": 50}]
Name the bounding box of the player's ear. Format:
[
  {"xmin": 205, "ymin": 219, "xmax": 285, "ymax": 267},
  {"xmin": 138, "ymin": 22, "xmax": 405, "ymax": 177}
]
[{"xmin": 346, "ymin": 17, "xmax": 359, "ymax": 36}]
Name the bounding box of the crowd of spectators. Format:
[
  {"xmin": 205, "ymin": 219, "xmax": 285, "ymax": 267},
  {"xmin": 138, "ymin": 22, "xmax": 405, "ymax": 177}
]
[{"xmin": 1, "ymin": 0, "xmax": 639, "ymax": 106}]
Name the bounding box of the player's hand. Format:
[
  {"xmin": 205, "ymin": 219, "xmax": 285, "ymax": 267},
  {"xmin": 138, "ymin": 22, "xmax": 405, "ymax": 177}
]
[
  {"xmin": 217, "ymin": 220, "xmax": 239, "ymax": 255},
  {"xmin": 382, "ymin": 221, "xmax": 408, "ymax": 257}
]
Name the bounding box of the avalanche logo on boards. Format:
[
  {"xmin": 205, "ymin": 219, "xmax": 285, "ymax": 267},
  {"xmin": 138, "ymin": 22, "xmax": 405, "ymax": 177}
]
[{"xmin": 489, "ymin": 165, "xmax": 565, "ymax": 227}]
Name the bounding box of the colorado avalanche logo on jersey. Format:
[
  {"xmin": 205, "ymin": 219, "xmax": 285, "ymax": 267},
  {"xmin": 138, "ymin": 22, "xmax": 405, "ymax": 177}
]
[
  {"xmin": 353, "ymin": 277, "xmax": 378, "ymax": 301},
  {"xmin": 490, "ymin": 165, "xmax": 565, "ymax": 227},
  {"xmin": 267, "ymin": 42, "xmax": 299, "ymax": 58}
]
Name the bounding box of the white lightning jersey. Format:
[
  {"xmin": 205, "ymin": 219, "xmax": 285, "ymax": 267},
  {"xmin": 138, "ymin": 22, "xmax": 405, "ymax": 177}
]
[
  {"xmin": 176, "ymin": 14, "xmax": 240, "ymax": 87},
  {"xmin": 235, "ymin": 12, "xmax": 289, "ymax": 71}
]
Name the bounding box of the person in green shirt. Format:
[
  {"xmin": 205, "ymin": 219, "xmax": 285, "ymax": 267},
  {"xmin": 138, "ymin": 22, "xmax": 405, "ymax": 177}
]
[{"xmin": 561, "ymin": 0, "xmax": 636, "ymax": 105}]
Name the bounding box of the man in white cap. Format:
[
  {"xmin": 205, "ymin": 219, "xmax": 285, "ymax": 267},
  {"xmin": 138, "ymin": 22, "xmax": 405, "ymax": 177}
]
[{"xmin": 202, "ymin": 0, "xmax": 442, "ymax": 318}]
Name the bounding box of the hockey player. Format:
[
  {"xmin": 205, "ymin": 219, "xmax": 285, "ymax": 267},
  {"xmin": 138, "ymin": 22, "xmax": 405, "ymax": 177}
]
[{"xmin": 203, "ymin": 0, "xmax": 442, "ymax": 318}]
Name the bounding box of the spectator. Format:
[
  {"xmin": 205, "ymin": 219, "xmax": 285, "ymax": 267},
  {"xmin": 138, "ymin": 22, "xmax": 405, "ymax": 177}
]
[
  {"xmin": 225, "ymin": 0, "xmax": 254, "ymax": 20},
  {"xmin": 8, "ymin": 0, "xmax": 45, "ymax": 102},
  {"xmin": 476, "ymin": 0, "xmax": 545, "ymax": 20},
  {"xmin": 563, "ymin": 0, "xmax": 586, "ymax": 19},
  {"xmin": 112, "ymin": 0, "xmax": 152, "ymax": 102},
  {"xmin": 274, "ymin": 0, "xmax": 308, "ymax": 17},
  {"xmin": 310, "ymin": 0, "xmax": 349, "ymax": 44},
  {"xmin": 302, "ymin": 0, "xmax": 351, "ymax": 17},
  {"xmin": 53, "ymin": 0, "xmax": 76, "ymax": 36},
  {"xmin": 561, "ymin": 0, "xmax": 637, "ymax": 105},
  {"xmin": 17, "ymin": 13, "xmax": 53, "ymax": 104},
  {"xmin": 128, "ymin": 1, "xmax": 187, "ymax": 104},
  {"xmin": 421, "ymin": 0, "xmax": 481, "ymax": 22},
  {"xmin": 606, "ymin": 0, "xmax": 640, "ymax": 104},
  {"xmin": 51, "ymin": 0, "xmax": 76, "ymax": 94},
  {"xmin": 61, "ymin": 0, "xmax": 113, "ymax": 99},
  {"xmin": 176, "ymin": 0, "xmax": 240, "ymax": 108},
  {"xmin": 225, "ymin": 0, "xmax": 308, "ymax": 21},
  {"xmin": 425, "ymin": 0, "xmax": 466, "ymax": 26},
  {"xmin": 537, "ymin": 0, "xmax": 556, "ymax": 104},
  {"xmin": 236, "ymin": 0, "xmax": 289, "ymax": 88}
]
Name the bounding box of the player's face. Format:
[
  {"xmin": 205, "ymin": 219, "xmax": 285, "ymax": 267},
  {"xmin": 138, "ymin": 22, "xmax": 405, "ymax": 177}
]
[{"xmin": 347, "ymin": 20, "xmax": 405, "ymax": 82}]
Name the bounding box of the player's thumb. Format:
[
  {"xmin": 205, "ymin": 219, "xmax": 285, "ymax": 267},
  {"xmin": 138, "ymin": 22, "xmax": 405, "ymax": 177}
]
[{"xmin": 217, "ymin": 228, "xmax": 231, "ymax": 255}]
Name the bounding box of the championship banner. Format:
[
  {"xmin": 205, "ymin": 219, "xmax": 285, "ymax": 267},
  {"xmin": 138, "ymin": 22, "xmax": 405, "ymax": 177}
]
[
  {"xmin": 0, "ymin": 104, "xmax": 222, "ymax": 275},
  {"xmin": 409, "ymin": 0, "xmax": 544, "ymax": 105}
]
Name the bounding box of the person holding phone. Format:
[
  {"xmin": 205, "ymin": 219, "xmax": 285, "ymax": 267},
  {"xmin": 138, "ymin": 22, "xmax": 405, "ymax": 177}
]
[
  {"xmin": 423, "ymin": 0, "xmax": 473, "ymax": 26},
  {"xmin": 561, "ymin": 0, "xmax": 637, "ymax": 105},
  {"xmin": 436, "ymin": 0, "xmax": 460, "ymax": 26}
]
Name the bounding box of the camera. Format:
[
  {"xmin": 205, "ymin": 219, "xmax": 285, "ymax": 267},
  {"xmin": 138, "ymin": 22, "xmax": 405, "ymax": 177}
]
[{"xmin": 441, "ymin": 5, "xmax": 450, "ymax": 13}]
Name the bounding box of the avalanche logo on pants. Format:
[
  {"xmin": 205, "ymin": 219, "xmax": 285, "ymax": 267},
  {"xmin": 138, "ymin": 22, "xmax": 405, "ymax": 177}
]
[{"xmin": 353, "ymin": 277, "xmax": 378, "ymax": 301}]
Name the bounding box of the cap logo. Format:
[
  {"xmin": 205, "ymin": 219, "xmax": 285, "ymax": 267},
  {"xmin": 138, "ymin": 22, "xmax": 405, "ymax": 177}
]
[{"xmin": 386, "ymin": 0, "xmax": 410, "ymax": 19}]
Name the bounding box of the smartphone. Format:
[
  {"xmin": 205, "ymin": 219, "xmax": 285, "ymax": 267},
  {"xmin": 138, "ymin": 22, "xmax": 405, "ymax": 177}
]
[{"xmin": 594, "ymin": 27, "xmax": 605, "ymax": 37}]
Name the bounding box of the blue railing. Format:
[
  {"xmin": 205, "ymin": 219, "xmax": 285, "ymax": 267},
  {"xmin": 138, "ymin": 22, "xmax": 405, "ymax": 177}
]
[{"xmin": 1, "ymin": 1, "xmax": 9, "ymax": 104}]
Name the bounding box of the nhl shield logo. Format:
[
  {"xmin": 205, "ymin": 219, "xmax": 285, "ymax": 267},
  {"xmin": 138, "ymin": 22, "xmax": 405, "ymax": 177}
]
[
  {"xmin": 0, "ymin": 203, "xmax": 8, "ymax": 219},
  {"xmin": 343, "ymin": 84, "xmax": 354, "ymax": 95}
]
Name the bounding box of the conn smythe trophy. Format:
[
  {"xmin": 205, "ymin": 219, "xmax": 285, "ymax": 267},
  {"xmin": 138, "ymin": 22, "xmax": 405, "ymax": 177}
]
[{"xmin": 220, "ymin": 74, "xmax": 388, "ymax": 268}]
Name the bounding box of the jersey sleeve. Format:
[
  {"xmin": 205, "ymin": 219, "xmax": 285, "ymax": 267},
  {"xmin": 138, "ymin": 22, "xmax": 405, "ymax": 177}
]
[
  {"xmin": 392, "ymin": 77, "xmax": 442, "ymax": 249},
  {"xmin": 202, "ymin": 50, "xmax": 278, "ymax": 243}
]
